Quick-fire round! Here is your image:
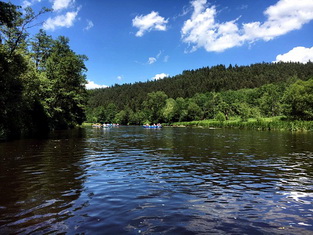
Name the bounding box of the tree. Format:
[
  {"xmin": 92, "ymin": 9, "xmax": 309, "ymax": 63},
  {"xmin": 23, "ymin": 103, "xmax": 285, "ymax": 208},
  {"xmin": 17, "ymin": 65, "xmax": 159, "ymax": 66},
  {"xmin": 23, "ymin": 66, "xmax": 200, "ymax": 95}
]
[
  {"xmin": 0, "ymin": 47, "xmax": 27, "ymax": 138},
  {"xmin": 283, "ymin": 79, "xmax": 313, "ymax": 120},
  {"xmin": 186, "ymin": 100, "xmax": 203, "ymax": 121},
  {"xmin": 162, "ymin": 98, "xmax": 178, "ymax": 123},
  {"xmin": 31, "ymin": 29, "xmax": 53, "ymax": 69},
  {"xmin": 175, "ymin": 97, "xmax": 188, "ymax": 122},
  {"xmin": 114, "ymin": 110, "xmax": 127, "ymax": 124},
  {"xmin": 45, "ymin": 36, "xmax": 88, "ymax": 129},
  {"xmin": 0, "ymin": 2, "xmax": 20, "ymax": 24},
  {"xmin": 0, "ymin": 2, "xmax": 53, "ymax": 139},
  {"xmin": 143, "ymin": 91, "xmax": 168, "ymax": 123},
  {"xmin": 257, "ymin": 84, "xmax": 282, "ymax": 116},
  {"xmin": 0, "ymin": 3, "xmax": 49, "ymax": 56},
  {"xmin": 104, "ymin": 103, "xmax": 117, "ymax": 123},
  {"xmin": 234, "ymin": 102, "xmax": 253, "ymax": 121}
]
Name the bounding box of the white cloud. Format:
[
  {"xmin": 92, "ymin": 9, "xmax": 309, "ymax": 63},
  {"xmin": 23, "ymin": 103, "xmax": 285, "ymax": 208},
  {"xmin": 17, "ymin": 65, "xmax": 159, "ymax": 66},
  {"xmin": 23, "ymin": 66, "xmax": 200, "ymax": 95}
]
[
  {"xmin": 22, "ymin": 0, "xmax": 41, "ymax": 8},
  {"xmin": 181, "ymin": 1, "xmax": 242, "ymax": 52},
  {"xmin": 147, "ymin": 51, "xmax": 163, "ymax": 64},
  {"xmin": 163, "ymin": 55, "xmax": 169, "ymax": 62},
  {"xmin": 117, "ymin": 75, "xmax": 123, "ymax": 80},
  {"xmin": 84, "ymin": 19, "xmax": 94, "ymax": 31},
  {"xmin": 182, "ymin": 0, "xmax": 313, "ymax": 52},
  {"xmin": 51, "ymin": 0, "xmax": 75, "ymax": 11},
  {"xmin": 148, "ymin": 57, "xmax": 157, "ymax": 64},
  {"xmin": 132, "ymin": 11, "xmax": 168, "ymax": 37},
  {"xmin": 85, "ymin": 80, "xmax": 108, "ymax": 89},
  {"xmin": 151, "ymin": 73, "xmax": 169, "ymax": 80},
  {"xmin": 43, "ymin": 10, "xmax": 79, "ymax": 31},
  {"xmin": 275, "ymin": 46, "xmax": 313, "ymax": 63},
  {"xmin": 243, "ymin": 0, "xmax": 313, "ymax": 42},
  {"xmin": 22, "ymin": 0, "xmax": 33, "ymax": 8},
  {"xmin": 156, "ymin": 50, "xmax": 162, "ymax": 58}
]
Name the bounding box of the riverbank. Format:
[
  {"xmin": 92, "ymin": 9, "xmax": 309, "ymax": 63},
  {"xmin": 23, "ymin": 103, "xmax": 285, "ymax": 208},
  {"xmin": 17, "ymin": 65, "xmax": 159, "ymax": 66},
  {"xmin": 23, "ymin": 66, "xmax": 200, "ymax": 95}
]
[{"xmin": 171, "ymin": 117, "xmax": 313, "ymax": 131}]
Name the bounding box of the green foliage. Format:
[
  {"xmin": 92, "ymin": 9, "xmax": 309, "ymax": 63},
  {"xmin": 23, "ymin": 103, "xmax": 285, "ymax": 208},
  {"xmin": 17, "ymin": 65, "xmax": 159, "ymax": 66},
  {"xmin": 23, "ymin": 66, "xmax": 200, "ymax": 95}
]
[
  {"xmin": 86, "ymin": 73, "xmax": 313, "ymax": 129},
  {"xmin": 31, "ymin": 29, "xmax": 53, "ymax": 69},
  {"xmin": 87, "ymin": 62, "xmax": 313, "ymax": 111},
  {"xmin": 143, "ymin": 91, "xmax": 168, "ymax": 123},
  {"xmin": 0, "ymin": 2, "xmax": 87, "ymax": 140},
  {"xmin": 44, "ymin": 36, "xmax": 87, "ymax": 129},
  {"xmin": 283, "ymin": 79, "xmax": 313, "ymax": 120},
  {"xmin": 186, "ymin": 100, "xmax": 203, "ymax": 121},
  {"xmin": 0, "ymin": 2, "xmax": 21, "ymax": 28},
  {"xmin": 85, "ymin": 58, "xmax": 313, "ymax": 128},
  {"xmin": 215, "ymin": 111, "xmax": 226, "ymax": 122},
  {"xmin": 173, "ymin": 117, "xmax": 313, "ymax": 131},
  {"xmin": 257, "ymin": 84, "xmax": 283, "ymax": 116},
  {"xmin": 114, "ymin": 110, "xmax": 128, "ymax": 124},
  {"xmin": 162, "ymin": 98, "xmax": 178, "ymax": 123}
]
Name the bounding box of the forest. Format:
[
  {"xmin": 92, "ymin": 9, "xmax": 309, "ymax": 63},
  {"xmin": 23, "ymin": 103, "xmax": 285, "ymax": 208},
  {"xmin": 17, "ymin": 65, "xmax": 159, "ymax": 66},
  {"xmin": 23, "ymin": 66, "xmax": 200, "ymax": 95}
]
[
  {"xmin": 87, "ymin": 62, "xmax": 313, "ymax": 125},
  {"xmin": 0, "ymin": 2, "xmax": 87, "ymax": 140}
]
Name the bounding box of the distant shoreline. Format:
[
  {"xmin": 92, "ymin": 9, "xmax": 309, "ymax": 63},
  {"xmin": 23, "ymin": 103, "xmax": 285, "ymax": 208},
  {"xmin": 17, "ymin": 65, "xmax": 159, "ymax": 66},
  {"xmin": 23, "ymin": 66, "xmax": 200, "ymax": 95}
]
[{"xmin": 170, "ymin": 117, "xmax": 313, "ymax": 132}]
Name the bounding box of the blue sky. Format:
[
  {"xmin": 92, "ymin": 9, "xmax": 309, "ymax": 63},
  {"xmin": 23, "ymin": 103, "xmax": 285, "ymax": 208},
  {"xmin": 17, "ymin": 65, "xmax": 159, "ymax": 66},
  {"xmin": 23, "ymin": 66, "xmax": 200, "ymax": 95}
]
[{"xmin": 7, "ymin": 0, "xmax": 313, "ymax": 88}]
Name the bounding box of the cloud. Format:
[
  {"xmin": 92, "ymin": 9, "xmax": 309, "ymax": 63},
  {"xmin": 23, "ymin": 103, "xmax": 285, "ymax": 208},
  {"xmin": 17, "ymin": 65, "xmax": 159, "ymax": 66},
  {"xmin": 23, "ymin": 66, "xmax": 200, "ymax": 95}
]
[
  {"xmin": 151, "ymin": 73, "xmax": 169, "ymax": 80},
  {"xmin": 132, "ymin": 11, "xmax": 168, "ymax": 37},
  {"xmin": 117, "ymin": 75, "xmax": 123, "ymax": 80},
  {"xmin": 275, "ymin": 46, "xmax": 313, "ymax": 63},
  {"xmin": 243, "ymin": 0, "xmax": 313, "ymax": 42},
  {"xmin": 182, "ymin": 0, "xmax": 313, "ymax": 52},
  {"xmin": 84, "ymin": 19, "xmax": 94, "ymax": 31},
  {"xmin": 147, "ymin": 51, "xmax": 164, "ymax": 64},
  {"xmin": 51, "ymin": 0, "xmax": 75, "ymax": 11},
  {"xmin": 163, "ymin": 55, "xmax": 169, "ymax": 62},
  {"xmin": 85, "ymin": 80, "xmax": 108, "ymax": 89},
  {"xmin": 22, "ymin": 0, "xmax": 41, "ymax": 8},
  {"xmin": 181, "ymin": 0, "xmax": 241, "ymax": 52},
  {"xmin": 148, "ymin": 57, "xmax": 157, "ymax": 64},
  {"xmin": 43, "ymin": 10, "xmax": 79, "ymax": 31}
]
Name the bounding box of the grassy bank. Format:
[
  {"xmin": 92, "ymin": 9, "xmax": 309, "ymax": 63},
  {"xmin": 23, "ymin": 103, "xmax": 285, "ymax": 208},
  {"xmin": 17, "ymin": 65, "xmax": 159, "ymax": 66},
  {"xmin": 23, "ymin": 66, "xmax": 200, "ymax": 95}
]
[
  {"xmin": 81, "ymin": 122, "xmax": 93, "ymax": 127},
  {"xmin": 171, "ymin": 117, "xmax": 313, "ymax": 131}
]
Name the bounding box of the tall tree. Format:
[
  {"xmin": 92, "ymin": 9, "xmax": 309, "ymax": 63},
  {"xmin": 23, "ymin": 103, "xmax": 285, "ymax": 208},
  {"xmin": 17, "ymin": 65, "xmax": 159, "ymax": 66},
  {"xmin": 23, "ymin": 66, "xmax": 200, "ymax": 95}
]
[
  {"xmin": 45, "ymin": 36, "xmax": 88, "ymax": 129},
  {"xmin": 31, "ymin": 29, "xmax": 53, "ymax": 69}
]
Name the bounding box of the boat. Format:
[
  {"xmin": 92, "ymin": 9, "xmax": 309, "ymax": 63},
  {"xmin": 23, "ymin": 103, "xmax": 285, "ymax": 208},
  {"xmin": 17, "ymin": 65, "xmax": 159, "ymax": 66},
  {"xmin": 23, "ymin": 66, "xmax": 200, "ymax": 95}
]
[{"xmin": 143, "ymin": 124, "xmax": 162, "ymax": 129}]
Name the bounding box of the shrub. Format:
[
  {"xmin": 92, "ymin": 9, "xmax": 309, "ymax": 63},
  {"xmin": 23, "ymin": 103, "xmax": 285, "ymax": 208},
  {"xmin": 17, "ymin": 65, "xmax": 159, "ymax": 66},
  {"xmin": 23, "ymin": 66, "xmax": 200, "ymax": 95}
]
[{"xmin": 215, "ymin": 111, "xmax": 226, "ymax": 122}]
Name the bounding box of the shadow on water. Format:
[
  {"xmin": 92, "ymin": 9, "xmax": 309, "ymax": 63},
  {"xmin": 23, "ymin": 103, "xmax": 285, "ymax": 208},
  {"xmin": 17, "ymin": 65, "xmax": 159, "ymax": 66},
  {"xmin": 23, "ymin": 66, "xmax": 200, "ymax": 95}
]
[
  {"xmin": 0, "ymin": 128, "xmax": 88, "ymax": 233},
  {"xmin": 0, "ymin": 126, "xmax": 313, "ymax": 234}
]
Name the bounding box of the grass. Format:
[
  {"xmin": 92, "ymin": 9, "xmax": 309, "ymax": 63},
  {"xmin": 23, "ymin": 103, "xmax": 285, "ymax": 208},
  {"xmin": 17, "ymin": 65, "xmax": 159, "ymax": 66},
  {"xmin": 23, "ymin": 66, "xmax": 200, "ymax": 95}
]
[
  {"xmin": 171, "ymin": 116, "xmax": 313, "ymax": 131},
  {"xmin": 81, "ymin": 122, "xmax": 93, "ymax": 126}
]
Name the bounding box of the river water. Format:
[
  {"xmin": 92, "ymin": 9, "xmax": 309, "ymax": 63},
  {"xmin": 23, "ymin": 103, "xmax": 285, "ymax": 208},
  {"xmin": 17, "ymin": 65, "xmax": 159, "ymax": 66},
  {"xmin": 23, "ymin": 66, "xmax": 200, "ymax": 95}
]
[{"xmin": 0, "ymin": 126, "xmax": 312, "ymax": 234}]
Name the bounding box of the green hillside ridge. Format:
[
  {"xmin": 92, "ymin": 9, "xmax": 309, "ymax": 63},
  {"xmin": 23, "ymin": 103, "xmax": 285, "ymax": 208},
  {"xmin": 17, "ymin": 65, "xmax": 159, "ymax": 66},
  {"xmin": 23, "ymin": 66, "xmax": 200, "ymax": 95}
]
[{"xmin": 86, "ymin": 62, "xmax": 313, "ymax": 128}]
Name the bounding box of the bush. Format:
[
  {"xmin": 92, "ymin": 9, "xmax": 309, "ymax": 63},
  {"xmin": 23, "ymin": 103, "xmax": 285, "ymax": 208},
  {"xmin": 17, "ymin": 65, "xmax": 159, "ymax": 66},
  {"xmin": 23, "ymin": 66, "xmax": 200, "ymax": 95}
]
[{"xmin": 215, "ymin": 111, "xmax": 226, "ymax": 122}]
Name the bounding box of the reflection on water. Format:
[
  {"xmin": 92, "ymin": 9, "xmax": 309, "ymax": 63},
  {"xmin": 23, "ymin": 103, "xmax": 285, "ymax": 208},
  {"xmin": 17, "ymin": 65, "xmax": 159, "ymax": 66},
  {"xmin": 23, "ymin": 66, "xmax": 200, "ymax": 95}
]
[{"xmin": 0, "ymin": 126, "xmax": 313, "ymax": 234}]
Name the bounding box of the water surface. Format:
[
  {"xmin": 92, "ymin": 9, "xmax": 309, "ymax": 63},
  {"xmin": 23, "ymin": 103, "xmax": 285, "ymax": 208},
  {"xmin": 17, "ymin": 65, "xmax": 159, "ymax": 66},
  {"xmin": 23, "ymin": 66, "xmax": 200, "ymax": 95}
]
[{"xmin": 0, "ymin": 126, "xmax": 312, "ymax": 234}]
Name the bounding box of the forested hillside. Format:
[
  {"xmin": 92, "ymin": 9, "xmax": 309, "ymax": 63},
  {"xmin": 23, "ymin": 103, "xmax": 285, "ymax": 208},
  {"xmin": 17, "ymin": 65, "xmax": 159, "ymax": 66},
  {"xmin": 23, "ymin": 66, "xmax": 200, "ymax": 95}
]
[
  {"xmin": 0, "ymin": 2, "xmax": 87, "ymax": 140},
  {"xmin": 87, "ymin": 62, "xmax": 313, "ymax": 124}
]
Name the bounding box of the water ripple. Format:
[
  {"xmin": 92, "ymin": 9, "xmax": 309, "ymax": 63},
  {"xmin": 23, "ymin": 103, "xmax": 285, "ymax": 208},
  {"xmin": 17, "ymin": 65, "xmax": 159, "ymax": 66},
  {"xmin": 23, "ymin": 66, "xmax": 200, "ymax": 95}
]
[{"xmin": 0, "ymin": 127, "xmax": 313, "ymax": 234}]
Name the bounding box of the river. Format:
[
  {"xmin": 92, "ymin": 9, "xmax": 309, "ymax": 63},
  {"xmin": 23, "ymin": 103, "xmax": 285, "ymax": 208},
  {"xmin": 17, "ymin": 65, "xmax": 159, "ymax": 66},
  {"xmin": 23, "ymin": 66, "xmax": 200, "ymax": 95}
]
[{"xmin": 0, "ymin": 126, "xmax": 312, "ymax": 234}]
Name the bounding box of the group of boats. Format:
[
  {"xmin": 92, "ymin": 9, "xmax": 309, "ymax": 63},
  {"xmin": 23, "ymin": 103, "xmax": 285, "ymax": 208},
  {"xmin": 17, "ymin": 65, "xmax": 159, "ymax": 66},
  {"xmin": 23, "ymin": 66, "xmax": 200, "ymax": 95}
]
[
  {"xmin": 143, "ymin": 124, "xmax": 163, "ymax": 129},
  {"xmin": 92, "ymin": 123, "xmax": 120, "ymax": 128},
  {"xmin": 91, "ymin": 123, "xmax": 163, "ymax": 129}
]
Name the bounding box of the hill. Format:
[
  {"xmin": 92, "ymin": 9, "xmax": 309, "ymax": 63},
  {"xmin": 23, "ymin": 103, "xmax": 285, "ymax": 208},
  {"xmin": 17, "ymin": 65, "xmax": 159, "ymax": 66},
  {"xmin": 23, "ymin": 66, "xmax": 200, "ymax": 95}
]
[
  {"xmin": 86, "ymin": 62, "xmax": 313, "ymax": 124},
  {"xmin": 88, "ymin": 62, "xmax": 313, "ymax": 109}
]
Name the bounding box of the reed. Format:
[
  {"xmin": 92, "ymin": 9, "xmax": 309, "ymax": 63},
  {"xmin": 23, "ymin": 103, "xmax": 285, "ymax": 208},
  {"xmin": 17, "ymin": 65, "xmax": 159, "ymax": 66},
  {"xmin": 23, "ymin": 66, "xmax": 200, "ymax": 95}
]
[{"xmin": 172, "ymin": 117, "xmax": 313, "ymax": 131}]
